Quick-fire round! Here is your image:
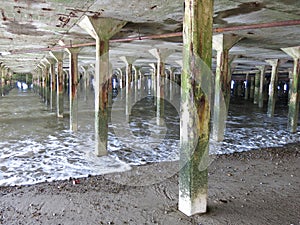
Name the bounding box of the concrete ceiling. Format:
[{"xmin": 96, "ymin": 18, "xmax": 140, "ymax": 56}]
[{"xmin": 0, "ymin": 0, "xmax": 299, "ymax": 75}]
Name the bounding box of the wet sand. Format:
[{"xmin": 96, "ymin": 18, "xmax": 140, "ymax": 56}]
[{"xmin": 0, "ymin": 143, "xmax": 299, "ymax": 225}]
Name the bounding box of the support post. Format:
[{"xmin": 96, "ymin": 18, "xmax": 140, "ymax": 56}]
[
  {"xmin": 179, "ymin": 0, "xmax": 213, "ymax": 216},
  {"xmin": 254, "ymin": 70, "xmax": 260, "ymax": 104},
  {"xmin": 149, "ymin": 48, "xmax": 175, "ymax": 125},
  {"xmin": 244, "ymin": 72, "xmax": 249, "ymax": 100},
  {"xmin": 212, "ymin": 34, "xmax": 241, "ymax": 141},
  {"xmin": 50, "ymin": 51, "xmax": 64, "ymax": 118},
  {"xmin": 120, "ymin": 56, "xmax": 136, "ymax": 118},
  {"xmin": 79, "ymin": 16, "xmax": 126, "ymax": 156},
  {"xmin": 65, "ymin": 47, "xmax": 81, "ymax": 131},
  {"xmin": 266, "ymin": 59, "xmax": 279, "ymax": 117},
  {"xmin": 257, "ymin": 66, "xmax": 265, "ymax": 108},
  {"xmin": 281, "ymin": 46, "xmax": 300, "ymax": 133}
]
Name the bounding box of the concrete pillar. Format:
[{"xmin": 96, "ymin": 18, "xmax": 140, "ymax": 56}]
[
  {"xmin": 250, "ymin": 76, "xmax": 255, "ymax": 99},
  {"xmin": 50, "ymin": 51, "xmax": 64, "ymax": 118},
  {"xmin": 149, "ymin": 63, "xmax": 157, "ymax": 104},
  {"xmin": 149, "ymin": 48, "xmax": 175, "ymax": 125},
  {"xmin": 254, "ymin": 70, "xmax": 260, "ymax": 104},
  {"xmin": 212, "ymin": 34, "xmax": 241, "ymax": 142},
  {"xmin": 79, "ymin": 16, "xmax": 126, "ymax": 156},
  {"xmin": 244, "ymin": 73, "xmax": 249, "ymax": 100},
  {"xmin": 46, "ymin": 58, "xmax": 56, "ymax": 111},
  {"xmin": 41, "ymin": 60, "xmax": 51, "ymax": 105},
  {"xmin": 266, "ymin": 59, "xmax": 279, "ymax": 117},
  {"xmin": 38, "ymin": 64, "xmax": 46, "ymax": 101},
  {"xmin": 0, "ymin": 65, "xmax": 5, "ymax": 96},
  {"xmin": 167, "ymin": 67, "xmax": 176, "ymax": 101},
  {"xmin": 133, "ymin": 66, "xmax": 139, "ymax": 102},
  {"xmin": 179, "ymin": 0, "xmax": 213, "ymax": 216},
  {"xmin": 256, "ymin": 66, "xmax": 265, "ymax": 108},
  {"xmin": 60, "ymin": 45, "xmax": 81, "ymax": 131},
  {"xmin": 281, "ymin": 46, "xmax": 300, "ymax": 133},
  {"xmin": 120, "ymin": 56, "xmax": 136, "ymax": 118},
  {"xmin": 81, "ymin": 65, "xmax": 90, "ymax": 101},
  {"xmin": 117, "ymin": 68, "xmax": 123, "ymax": 89}
]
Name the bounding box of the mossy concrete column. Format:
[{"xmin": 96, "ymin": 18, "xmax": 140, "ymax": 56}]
[
  {"xmin": 120, "ymin": 56, "xmax": 136, "ymax": 117},
  {"xmin": 257, "ymin": 66, "xmax": 265, "ymax": 108},
  {"xmin": 179, "ymin": 0, "xmax": 213, "ymax": 216},
  {"xmin": 50, "ymin": 51, "xmax": 64, "ymax": 118},
  {"xmin": 149, "ymin": 48, "xmax": 175, "ymax": 125},
  {"xmin": 64, "ymin": 47, "xmax": 80, "ymax": 131},
  {"xmin": 212, "ymin": 34, "xmax": 241, "ymax": 142},
  {"xmin": 282, "ymin": 46, "xmax": 300, "ymax": 133},
  {"xmin": 254, "ymin": 70, "xmax": 260, "ymax": 104},
  {"xmin": 266, "ymin": 59, "xmax": 279, "ymax": 117},
  {"xmin": 79, "ymin": 16, "xmax": 126, "ymax": 156}
]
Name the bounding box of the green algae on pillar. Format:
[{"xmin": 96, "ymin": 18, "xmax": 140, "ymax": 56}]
[
  {"xmin": 281, "ymin": 46, "xmax": 300, "ymax": 133},
  {"xmin": 212, "ymin": 34, "xmax": 241, "ymax": 142},
  {"xmin": 50, "ymin": 51, "xmax": 64, "ymax": 118},
  {"xmin": 266, "ymin": 59, "xmax": 279, "ymax": 117},
  {"xmin": 78, "ymin": 16, "xmax": 126, "ymax": 156},
  {"xmin": 179, "ymin": 0, "xmax": 213, "ymax": 216}
]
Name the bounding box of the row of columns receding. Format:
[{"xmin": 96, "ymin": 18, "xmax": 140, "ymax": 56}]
[{"xmin": 28, "ymin": 1, "xmax": 300, "ymax": 217}]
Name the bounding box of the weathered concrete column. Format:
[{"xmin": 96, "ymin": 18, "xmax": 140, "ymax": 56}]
[
  {"xmin": 179, "ymin": 0, "xmax": 213, "ymax": 216},
  {"xmin": 79, "ymin": 16, "xmax": 126, "ymax": 156},
  {"xmin": 266, "ymin": 59, "xmax": 279, "ymax": 117},
  {"xmin": 50, "ymin": 51, "xmax": 64, "ymax": 118},
  {"xmin": 244, "ymin": 72, "xmax": 250, "ymax": 100},
  {"xmin": 60, "ymin": 45, "xmax": 81, "ymax": 131},
  {"xmin": 250, "ymin": 75, "xmax": 255, "ymax": 99},
  {"xmin": 149, "ymin": 48, "xmax": 175, "ymax": 125},
  {"xmin": 41, "ymin": 60, "xmax": 51, "ymax": 105},
  {"xmin": 281, "ymin": 46, "xmax": 300, "ymax": 133},
  {"xmin": 149, "ymin": 63, "xmax": 157, "ymax": 103},
  {"xmin": 81, "ymin": 65, "xmax": 89, "ymax": 101},
  {"xmin": 46, "ymin": 58, "xmax": 56, "ymax": 111},
  {"xmin": 120, "ymin": 56, "xmax": 136, "ymax": 117},
  {"xmin": 257, "ymin": 66, "xmax": 265, "ymax": 108},
  {"xmin": 167, "ymin": 67, "xmax": 176, "ymax": 101},
  {"xmin": 0, "ymin": 65, "xmax": 5, "ymax": 96},
  {"xmin": 254, "ymin": 70, "xmax": 260, "ymax": 104},
  {"xmin": 38, "ymin": 64, "xmax": 46, "ymax": 101},
  {"xmin": 117, "ymin": 68, "xmax": 123, "ymax": 89},
  {"xmin": 212, "ymin": 34, "xmax": 241, "ymax": 142},
  {"xmin": 133, "ymin": 66, "xmax": 139, "ymax": 102}
]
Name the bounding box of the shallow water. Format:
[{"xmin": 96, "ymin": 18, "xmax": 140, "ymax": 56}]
[{"xmin": 0, "ymin": 81, "xmax": 299, "ymax": 186}]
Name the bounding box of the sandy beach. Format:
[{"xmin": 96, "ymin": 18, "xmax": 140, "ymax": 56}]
[{"xmin": 0, "ymin": 143, "xmax": 299, "ymax": 225}]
